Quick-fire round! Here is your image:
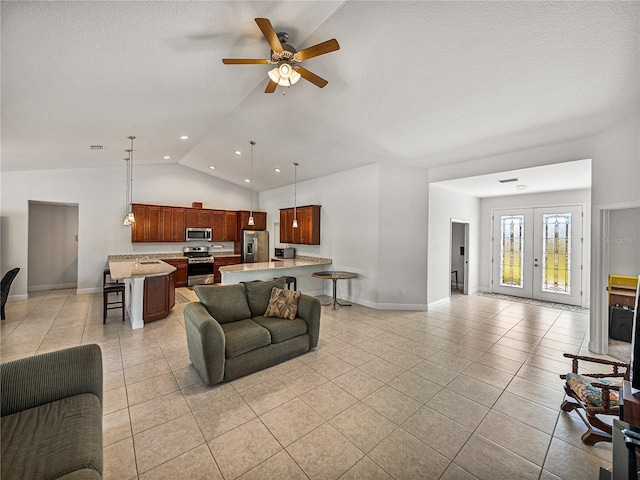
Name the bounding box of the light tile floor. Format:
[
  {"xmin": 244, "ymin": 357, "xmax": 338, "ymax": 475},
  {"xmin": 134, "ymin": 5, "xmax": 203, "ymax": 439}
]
[{"xmin": 1, "ymin": 288, "xmax": 621, "ymax": 480}]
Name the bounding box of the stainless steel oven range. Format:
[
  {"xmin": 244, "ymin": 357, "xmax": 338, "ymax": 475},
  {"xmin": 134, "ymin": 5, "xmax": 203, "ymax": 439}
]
[{"xmin": 183, "ymin": 246, "xmax": 215, "ymax": 286}]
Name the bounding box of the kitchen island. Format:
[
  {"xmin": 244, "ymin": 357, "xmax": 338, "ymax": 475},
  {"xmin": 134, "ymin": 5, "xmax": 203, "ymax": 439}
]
[
  {"xmin": 219, "ymin": 256, "xmax": 332, "ymax": 293},
  {"xmin": 108, "ymin": 257, "xmax": 176, "ymax": 329}
]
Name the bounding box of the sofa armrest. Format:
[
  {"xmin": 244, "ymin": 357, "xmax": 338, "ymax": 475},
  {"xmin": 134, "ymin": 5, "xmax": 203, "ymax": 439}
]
[
  {"xmin": 297, "ymin": 294, "xmax": 321, "ymax": 348},
  {"xmin": 184, "ymin": 302, "xmax": 226, "ymax": 386},
  {"xmin": 0, "ymin": 344, "xmax": 103, "ymax": 417}
]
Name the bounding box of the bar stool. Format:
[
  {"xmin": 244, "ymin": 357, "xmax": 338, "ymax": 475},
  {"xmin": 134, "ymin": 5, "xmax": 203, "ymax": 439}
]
[
  {"xmin": 103, "ymin": 269, "xmax": 125, "ymax": 324},
  {"xmin": 274, "ymin": 276, "xmax": 297, "ymax": 291}
]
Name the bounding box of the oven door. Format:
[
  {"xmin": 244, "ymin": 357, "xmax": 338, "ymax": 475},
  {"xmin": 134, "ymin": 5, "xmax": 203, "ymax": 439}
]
[{"xmin": 187, "ymin": 262, "xmax": 215, "ymax": 286}]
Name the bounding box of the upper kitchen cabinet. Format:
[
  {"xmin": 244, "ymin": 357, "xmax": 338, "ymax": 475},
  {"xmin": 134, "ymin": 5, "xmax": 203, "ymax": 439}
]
[
  {"xmin": 161, "ymin": 207, "xmax": 186, "ymax": 242},
  {"xmin": 280, "ymin": 205, "xmax": 321, "ymax": 245},
  {"xmin": 212, "ymin": 210, "xmax": 237, "ymax": 242},
  {"xmin": 131, "ymin": 204, "xmax": 162, "ymax": 242},
  {"xmin": 186, "ymin": 209, "xmax": 211, "ymax": 228},
  {"xmin": 237, "ymin": 210, "xmax": 267, "ymax": 232}
]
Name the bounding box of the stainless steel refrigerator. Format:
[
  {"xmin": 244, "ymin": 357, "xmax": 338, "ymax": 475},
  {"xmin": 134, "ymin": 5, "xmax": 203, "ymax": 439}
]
[{"xmin": 241, "ymin": 230, "xmax": 269, "ymax": 263}]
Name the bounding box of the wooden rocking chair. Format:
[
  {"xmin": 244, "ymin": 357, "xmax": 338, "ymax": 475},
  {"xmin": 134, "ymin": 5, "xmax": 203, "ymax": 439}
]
[{"xmin": 560, "ymin": 352, "xmax": 629, "ymax": 445}]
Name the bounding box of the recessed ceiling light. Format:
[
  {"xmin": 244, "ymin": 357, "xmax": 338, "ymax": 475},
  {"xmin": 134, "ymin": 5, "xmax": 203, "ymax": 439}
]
[
  {"xmin": 180, "ymin": 135, "xmax": 189, "ymax": 140},
  {"xmin": 209, "ymin": 165, "xmax": 216, "ymax": 170},
  {"xmin": 163, "ymin": 155, "xmax": 171, "ymax": 160},
  {"xmin": 234, "ymin": 150, "xmax": 242, "ymax": 156},
  {"xmin": 274, "ymin": 168, "xmax": 281, "ymax": 173},
  {"xmin": 516, "ymin": 185, "xmax": 527, "ymax": 190},
  {"xmin": 244, "ymin": 179, "xmax": 250, "ymax": 183}
]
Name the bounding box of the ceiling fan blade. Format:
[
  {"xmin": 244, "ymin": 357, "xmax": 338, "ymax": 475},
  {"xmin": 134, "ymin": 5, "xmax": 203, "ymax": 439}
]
[
  {"xmin": 296, "ymin": 66, "xmax": 328, "ymax": 88},
  {"xmin": 296, "ymin": 39, "xmax": 340, "ymax": 61},
  {"xmin": 255, "ymin": 18, "xmax": 283, "ymax": 52},
  {"xmin": 222, "ymin": 59, "xmax": 269, "ymax": 64},
  {"xmin": 265, "ymin": 80, "xmax": 277, "ymax": 94}
]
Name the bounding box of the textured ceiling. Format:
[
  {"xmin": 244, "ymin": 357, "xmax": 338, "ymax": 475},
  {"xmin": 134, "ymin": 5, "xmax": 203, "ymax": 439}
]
[{"xmin": 1, "ymin": 1, "xmax": 638, "ymax": 191}]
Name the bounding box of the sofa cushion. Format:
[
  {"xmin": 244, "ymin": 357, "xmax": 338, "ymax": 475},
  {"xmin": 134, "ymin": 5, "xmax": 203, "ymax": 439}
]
[
  {"xmin": 244, "ymin": 277, "xmax": 286, "ymax": 317},
  {"xmin": 264, "ymin": 287, "xmax": 301, "ymax": 320},
  {"xmin": 194, "ymin": 284, "xmax": 252, "ymax": 324},
  {"xmin": 1, "ymin": 393, "xmax": 102, "ymax": 480},
  {"xmin": 253, "ymin": 315, "xmax": 308, "ymax": 343},
  {"xmin": 220, "ymin": 319, "xmax": 272, "ymax": 358}
]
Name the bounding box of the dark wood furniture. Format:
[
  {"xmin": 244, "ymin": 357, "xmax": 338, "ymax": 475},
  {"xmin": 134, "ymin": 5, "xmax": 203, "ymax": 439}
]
[
  {"xmin": 560, "ymin": 352, "xmax": 629, "ymax": 445},
  {"xmin": 212, "ymin": 210, "xmax": 238, "ymax": 242},
  {"xmin": 131, "ymin": 204, "xmax": 161, "ymax": 242},
  {"xmin": 161, "ymin": 207, "xmax": 186, "ymax": 242},
  {"xmin": 280, "ymin": 205, "xmax": 321, "ymax": 245},
  {"xmin": 213, "ymin": 255, "xmax": 241, "ymax": 283},
  {"xmin": 236, "ymin": 210, "xmax": 267, "ymax": 232},
  {"xmin": 143, "ymin": 272, "xmax": 175, "ymax": 322},
  {"xmin": 162, "ymin": 258, "xmax": 188, "ymax": 287}
]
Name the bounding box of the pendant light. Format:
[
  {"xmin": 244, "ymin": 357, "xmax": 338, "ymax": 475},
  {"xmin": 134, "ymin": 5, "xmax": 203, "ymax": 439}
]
[
  {"xmin": 123, "ymin": 135, "xmax": 136, "ymax": 225},
  {"xmin": 292, "ymin": 162, "xmax": 299, "ymax": 228},
  {"xmin": 248, "ymin": 140, "xmax": 255, "ymax": 226}
]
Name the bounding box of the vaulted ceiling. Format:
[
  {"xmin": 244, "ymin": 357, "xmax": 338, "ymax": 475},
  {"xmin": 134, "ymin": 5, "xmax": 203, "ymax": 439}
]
[{"xmin": 2, "ymin": 1, "xmax": 638, "ymax": 191}]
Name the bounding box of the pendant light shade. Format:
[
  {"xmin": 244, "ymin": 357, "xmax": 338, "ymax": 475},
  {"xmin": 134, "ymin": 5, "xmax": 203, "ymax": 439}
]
[
  {"xmin": 268, "ymin": 63, "xmax": 301, "ymax": 87},
  {"xmin": 123, "ymin": 136, "xmax": 136, "ymax": 226},
  {"xmin": 292, "ymin": 162, "xmax": 299, "ymax": 228},
  {"xmin": 248, "ymin": 140, "xmax": 255, "ymax": 226}
]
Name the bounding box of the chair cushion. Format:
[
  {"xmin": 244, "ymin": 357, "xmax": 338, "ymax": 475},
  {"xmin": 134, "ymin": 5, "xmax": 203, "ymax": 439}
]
[
  {"xmin": 253, "ymin": 315, "xmax": 309, "ymax": 343},
  {"xmin": 264, "ymin": 287, "xmax": 301, "ymax": 320},
  {"xmin": 244, "ymin": 277, "xmax": 286, "ymax": 317},
  {"xmin": 566, "ymin": 372, "xmax": 621, "ymax": 407},
  {"xmin": 0, "ymin": 393, "xmax": 102, "ymax": 479},
  {"xmin": 220, "ymin": 319, "xmax": 272, "ymax": 358},
  {"xmin": 194, "ymin": 284, "xmax": 251, "ymax": 324}
]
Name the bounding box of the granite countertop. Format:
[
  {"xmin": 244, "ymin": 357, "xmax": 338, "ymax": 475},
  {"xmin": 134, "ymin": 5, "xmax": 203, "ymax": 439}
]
[
  {"xmin": 108, "ymin": 259, "xmax": 176, "ymax": 280},
  {"xmin": 219, "ymin": 256, "xmax": 332, "ymax": 274},
  {"xmin": 108, "ymin": 252, "xmax": 239, "ymax": 262}
]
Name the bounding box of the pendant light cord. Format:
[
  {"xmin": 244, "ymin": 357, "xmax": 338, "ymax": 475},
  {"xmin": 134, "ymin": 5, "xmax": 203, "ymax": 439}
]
[{"xmin": 249, "ymin": 141, "xmax": 255, "ymax": 219}]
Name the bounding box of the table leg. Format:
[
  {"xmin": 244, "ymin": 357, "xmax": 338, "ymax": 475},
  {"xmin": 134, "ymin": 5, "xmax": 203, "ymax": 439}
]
[{"xmin": 333, "ymin": 278, "xmax": 352, "ymax": 308}]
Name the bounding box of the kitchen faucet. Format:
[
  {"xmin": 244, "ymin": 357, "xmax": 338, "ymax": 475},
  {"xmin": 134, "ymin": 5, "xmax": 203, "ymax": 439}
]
[{"xmin": 136, "ymin": 255, "xmax": 150, "ymax": 265}]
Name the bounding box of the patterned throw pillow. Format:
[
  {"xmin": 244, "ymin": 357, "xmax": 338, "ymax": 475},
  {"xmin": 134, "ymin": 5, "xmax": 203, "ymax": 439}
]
[{"xmin": 264, "ymin": 287, "xmax": 301, "ymax": 320}]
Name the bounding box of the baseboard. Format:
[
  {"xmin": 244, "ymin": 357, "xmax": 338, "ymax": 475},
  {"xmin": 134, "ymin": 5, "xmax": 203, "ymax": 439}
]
[
  {"xmin": 427, "ymin": 297, "xmax": 451, "ymax": 310},
  {"xmin": 7, "ymin": 294, "xmax": 28, "ymax": 302},
  {"xmin": 28, "ymin": 283, "xmax": 77, "ymax": 292},
  {"xmin": 76, "ymin": 287, "xmax": 102, "ymax": 295}
]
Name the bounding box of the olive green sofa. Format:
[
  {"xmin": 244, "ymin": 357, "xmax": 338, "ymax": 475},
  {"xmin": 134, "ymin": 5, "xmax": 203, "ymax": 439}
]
[
  {"xmin": 0, "ymin": 344, "xmax": 103, "ymax": 479},
  {"xmin": 184, "ymin": 277, "xmax": 321, "ymax": 386}
]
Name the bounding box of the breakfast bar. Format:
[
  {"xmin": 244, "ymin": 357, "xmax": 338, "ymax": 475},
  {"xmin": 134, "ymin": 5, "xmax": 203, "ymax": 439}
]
[
  {"xmin": 219, "ymin": 256, "xmax": 332, "ymax": 293},
  {"xmin": 108, "ymin": 257, "xmax": 176, "ymax": 329}
]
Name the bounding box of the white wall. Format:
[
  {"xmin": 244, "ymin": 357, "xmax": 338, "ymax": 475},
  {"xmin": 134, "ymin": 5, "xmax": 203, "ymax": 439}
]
[
  {"xmin": 261, "ymin": 163, "xmax": 429, "ymax": 309},
  {"xmin": 427, "ymin": 184, "xmax": 480, "ymax": 308},
  {"xmin": 1, "ymin": 163, "xmax": 252, "ymax": 298},
  {"xmin": 608, "ymin": 207, "xmax": 640, "ymax": 277},
  {"xmin": 27, "ymin": 202, "xmax": 79, "ymax": 290},
  {"xmin": 478, "ymin": 189, "xmax": 591, "ymax": 306}
]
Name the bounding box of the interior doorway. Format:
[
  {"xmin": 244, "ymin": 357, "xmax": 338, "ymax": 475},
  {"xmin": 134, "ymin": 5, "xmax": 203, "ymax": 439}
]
[
  {"xmin": 451, "ymin": 220, "xmax": 469, "ymax": 295},
  {"xmin": 28, "ymin": 201, "xmax": 79, "ymax": 291},
  {"xmin": 492, "ymin": 205, "xmax": 584, "ymax": 306}
]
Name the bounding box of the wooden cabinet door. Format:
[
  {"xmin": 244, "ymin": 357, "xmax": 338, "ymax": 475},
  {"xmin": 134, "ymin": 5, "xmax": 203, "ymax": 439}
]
[
  {"xmin": 197, "ymin": 210, "xmax": 210, "ymax": 228},
  {"xmin": 143, "ymin": 275, "xmax": 168, "ymax": 322},
  {"xmin": 186, "ymin": 209, "xmax": 198, "ymax": 228},
  {"xmin": 211, "ymin": 210, "xmax": 224, "ymax": 241},
  {"xmin": 147, "ymin": 205, "xmax": 162, "ymax": 242},
  {"xmin": 278, "ymin": 205, "xmax": 320, "ymax": 245},
  {"xmin": 224, "ymin": 211, "xmax": 238, "ymax": 241},
  {"xmin": 280, "ymin": 209, "xmax": 293, "ymax": 243},
  {"xmin": 253, "ymin": 212, "xmax": 267, "ymax": 231},
  {"xmin": 162, "ymin": 259, "xmax": 188, "ymax": 287},
  {"xmin": 237, "ymin": 211, "xmax": 267, "ymax": 232},
  {"xmin": 168, "ymin": 272, "xmax": 175, "ymax": 310},
  {"xmin": 161, "ymin": 207, "xmax": 175, "ymax": 242},
  {"xmin": 172, "ymin": 208, "xmax": 186, "ymax": 242},
  {"xmin": 131, "ymin": 204, "xmax": 148, "ymax": 242},
  {"xmin": 214, "ymin": 256, "xmax": 240, "ymax": 283}
]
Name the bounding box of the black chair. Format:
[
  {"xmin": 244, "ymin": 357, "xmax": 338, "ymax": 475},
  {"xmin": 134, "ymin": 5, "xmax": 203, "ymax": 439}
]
[
  {"xmin": 103, "ymin": 269, "xmax": 125, "ymax": 324},
  {"xmin": 1, "ymin": 268, "xmax": 20, "ymax": 320},
  {"xmin": 273, "ymin": 276, "xmax": 297, "ymax": 291}
]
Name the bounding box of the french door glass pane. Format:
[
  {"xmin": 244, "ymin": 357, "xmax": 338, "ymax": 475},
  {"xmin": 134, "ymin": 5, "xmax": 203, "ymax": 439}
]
[
  {"xmin": 500, "ymin": 215, "xmax": 524, "ymax": 287},
  {"xmin": 542, "ymin": 213, "xmax": 571, "ymax": 293}
]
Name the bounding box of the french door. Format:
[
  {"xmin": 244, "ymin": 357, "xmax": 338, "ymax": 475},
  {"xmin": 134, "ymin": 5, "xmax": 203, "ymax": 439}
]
[{"xmin": 492, "ymin": 206, "xmax": 583, "ymax": 306}]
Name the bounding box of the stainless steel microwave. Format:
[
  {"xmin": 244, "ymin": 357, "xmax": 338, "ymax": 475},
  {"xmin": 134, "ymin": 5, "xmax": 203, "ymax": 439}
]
[{"xmin": 186, "ymin": 227, "xmax": 212, "ymax": 241}]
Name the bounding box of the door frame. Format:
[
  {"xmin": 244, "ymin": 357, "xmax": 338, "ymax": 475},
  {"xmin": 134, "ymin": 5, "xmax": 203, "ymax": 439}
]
[
  {"xmin": 591, "ymin": 200, "xmax": 640, "ymax": 354},
  {"xmin": 450, "ymin": 219, "xmax": 470, "ymax": 296}
]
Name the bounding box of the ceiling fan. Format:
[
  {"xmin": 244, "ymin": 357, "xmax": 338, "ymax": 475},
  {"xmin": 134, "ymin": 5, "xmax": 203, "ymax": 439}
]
[{"xmin": 222, "ymin": 18, "xmax": 340, "ymax": 93}]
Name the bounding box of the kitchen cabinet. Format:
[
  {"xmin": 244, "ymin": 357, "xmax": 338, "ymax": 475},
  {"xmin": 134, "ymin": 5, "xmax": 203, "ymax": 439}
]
[
  {"xmin": 143, "ymin": 272, "xmax": 175, "ymax": 323},
  {"xmin": 162, "ymin": 258, "xmax": 188, "ymax": 287},
  {"xmin": 212, "ymin": 210, "xmax": 238, "ymax": 242},
  {"xmin": 161, "ymin": 207, "xmax": 186, "ymax": 242},
  {"xmin": 280, "ymin": 205, "xmax": 321, "ymax": 245},
  {"xmin": 131, "ymin": 204, "xmax": 162, "ymax": 242},
  {"xmin": 186, "ymin": 209, "xmax": 211, "ymax": 228},
  {"xmin": 213, "ymin": 256, "xmax": 241, "ymax": 283},
  {"xmin": 237, "ymin": 210, "xmax": 267, "ymax": 232}
]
